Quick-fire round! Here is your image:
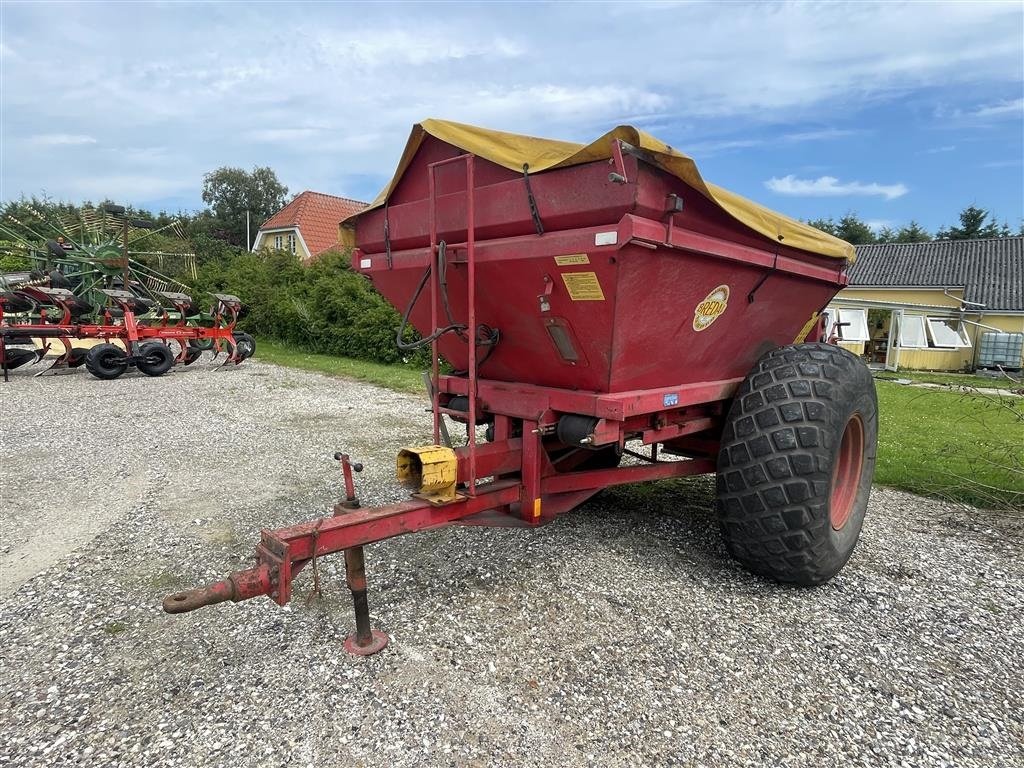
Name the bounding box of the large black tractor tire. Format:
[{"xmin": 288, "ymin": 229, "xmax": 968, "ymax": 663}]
[
  {"xmin": 84, "ymin": 343, "xmax": 129, "ymax": 380},
  {"xmin": 716, "ymin": 343, "xmax": 877, "ymax": 586},
  {"xmin": 136, "ymin": 342, "xmax": 175, "ymax": 377},
  {"xmin": 232, "ymin": 331, "xmax": 256, "ymax": 360}
]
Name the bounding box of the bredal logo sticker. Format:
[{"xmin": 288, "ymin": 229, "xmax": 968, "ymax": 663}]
[{"xmin": 693, "ymin": 285, "xmax": 730, "ymax": 332}]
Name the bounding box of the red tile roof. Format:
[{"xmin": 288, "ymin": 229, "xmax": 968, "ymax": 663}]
[{"xmin": 259, "ymin": 191, "xmax": 367, "ymax": 257}]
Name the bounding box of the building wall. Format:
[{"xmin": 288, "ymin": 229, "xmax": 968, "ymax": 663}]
[
  {"xmin": 896, "ymin": 346, "xmax": 974, "ymax": 372},
  {"xmin": 255, "ymin": 228, "xmax": 310, "ymax": 261},
  {"xmin": 830, "ymin": 287, "xmax": 1024, "ymax": 371}
]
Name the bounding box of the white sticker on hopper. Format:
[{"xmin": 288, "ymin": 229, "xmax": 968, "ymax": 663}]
[
  {"xmin": 595, "ymin": 231, "xmax": 618, "ymax": 246},
  {"xmin": 359, "ymin": 258, "xmax": 372, "ymax": 269}
]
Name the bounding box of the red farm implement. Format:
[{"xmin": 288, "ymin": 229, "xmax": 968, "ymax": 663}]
[
  {"xmin": 0, "ymin": 202, "xmax": 255, "ymax": 380},
  {"xmin": 0, "ymin": 287, "xmax": 252, "ymax": 380},
  {"xmin": 164, "ymin": 120, "xmax": 876, "ymax": 656}
]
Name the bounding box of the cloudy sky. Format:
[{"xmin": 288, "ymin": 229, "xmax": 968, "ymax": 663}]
[{"xmin": 2, "ymin": 1, "xmax": 1022, "ymax": 233}]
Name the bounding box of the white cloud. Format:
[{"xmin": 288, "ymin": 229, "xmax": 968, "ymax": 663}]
[
  {"xmin": 245, "ymin": 128, "xmax": 326, "ymax": 143},
  {"xmin": 684, "ymin": 137, "xmax": 764, "ymax": 155},
  {"xmin": 28, "ymin": 134, "xmax": 97, "ymax": 147},
  {"xmin": 467, "ymin": 85, "xmax": 668, "ymax": 125},
  {"xmin": 62, "ymin": 174, "xmax": 193, "ymax": 200},
  {"xmin": 865, "ymin": 220, "xmax": 894, "ymax": 232},
  {"xmin": 0, "ymin": 1, "xmax": 1019, "ymax": 207},
  {"xmin": 972, "ymin": 98, "xmax": 1024, "ymax": 118},
  {"xmin": 314, "ymin": 29, "xmax": 525, "ymax": 68},
  {"xmin": 934, "ymin": 98, "xmax": 1024, "ymax": 123},
  {"xmin": 783, "ymin": 129, "xmax": 860, "ymax": 143},
  {"xmin": 765, "ymin": 175, "xmax": 909, "ymax": 200},
  {"xmin": 921, "ymin": 145, "xmax": 956, "ymax": 154},
  {"xmin": 686, "ymin": 127, "xmax": 862, "ymax": 156}
]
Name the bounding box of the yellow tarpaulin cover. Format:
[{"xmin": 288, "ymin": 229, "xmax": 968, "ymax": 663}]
[{"xmin": 346, "ymin": 119, "xmax": 854, "ymax": 261}]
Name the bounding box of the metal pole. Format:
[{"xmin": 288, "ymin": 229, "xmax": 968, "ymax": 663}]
[
  {"xmin": 466, "ymin": 156, "xmax": 477, "ymax": 496},
  {"xmin": 122, "ymin": 217, "xmax": 130, "ymax": 287},
  {"xmin": 344, "ymin": 547, "xmax": 371, "ymax": 644},
  {"xmin": 428, "ymin": 167, "xmax": 440, "ymax": 445},
  {"xmin": 246, "ymin": 209, "xmax": 251, "ymax": 252},
  {"xmin": 342, "ymin": 546, "xmax": 388, "ymax": 655}
]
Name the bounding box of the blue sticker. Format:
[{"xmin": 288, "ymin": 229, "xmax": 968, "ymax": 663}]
[{"xmin": 663, "ymin": 393, "xmax": 679, "ymax": 407}]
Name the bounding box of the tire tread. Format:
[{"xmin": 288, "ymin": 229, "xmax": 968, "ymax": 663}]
[{"xmin": 716, "ymin": 342, "xmax": 875, "ymax": 585}]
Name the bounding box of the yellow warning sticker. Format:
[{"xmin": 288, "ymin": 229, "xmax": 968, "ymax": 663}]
[
  {"xmin": 554, "ymin": 253, "xmax": 590, "ymax": 266},
  {"xmin": 561, "ymin": 271, "xmax": 605, "ymax": 301}
]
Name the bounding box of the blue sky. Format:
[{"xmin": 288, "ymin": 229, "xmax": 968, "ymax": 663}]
[{"xmin": 2, "ymin": 1, "xmax": 1022, "ymax": 234}]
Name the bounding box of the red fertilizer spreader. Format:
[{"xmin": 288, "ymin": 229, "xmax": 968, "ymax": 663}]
[{"xmin": 164, "ymin": 120, "xmax": 876, "ymax": 656}]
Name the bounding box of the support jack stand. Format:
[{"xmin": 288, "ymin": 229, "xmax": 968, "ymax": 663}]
[{"xmin": 342, "ymin": 546, "xmax": 389, "ymax": 656}]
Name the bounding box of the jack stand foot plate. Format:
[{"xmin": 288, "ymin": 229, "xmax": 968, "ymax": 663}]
[{"xmin": 343, "ymin": 629, "xmax": 389, "ymax": 656}]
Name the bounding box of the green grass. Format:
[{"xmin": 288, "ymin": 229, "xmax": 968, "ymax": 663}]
[
  {"xmin": 253, "ymin": 339, "xmax": 425, "ymax": 394},
  {"xmin": 874, "ymin": 381, "xmax": 1023, "ymax": 509},
  {"xmin": 875, "ymin": 369, "xmax": 1023, "ymax": 390}
]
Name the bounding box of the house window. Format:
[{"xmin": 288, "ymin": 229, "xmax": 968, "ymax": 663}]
[
  {"xmin": 927, "ymin": 317, "xmax": 971, "ymax": 348},
  {"xmin": 287, "ymin": 233, "xmax": 296, "ymax": 255},
  {"xmin": 898, "ymin": 315, "xmax": 928, "ymax": 348},
  {"xmin": 274, "ymin": 234, "xmax": 283, "ymax": 250},
  {"xmin": 835, "ymin": 308, "xmax": 869, "ymax": 342}
]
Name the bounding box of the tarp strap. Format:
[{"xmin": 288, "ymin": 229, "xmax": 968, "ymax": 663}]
[
  {"xmin": 522, "ymin": 164, "xmax": 544, "ymax": 236},
  {"xmin": 748, "ymin": 248, "xmax": 780, "ymax": 304}
]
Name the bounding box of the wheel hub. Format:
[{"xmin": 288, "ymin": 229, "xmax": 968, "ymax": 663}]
[{"xmin": 830, "ymin": 413, "xmax": 865, "ymax": 530}]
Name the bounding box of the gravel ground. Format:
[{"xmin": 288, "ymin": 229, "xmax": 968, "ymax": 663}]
[{"xmin": 1, "ymin": 360, "xmax": 1022, "ymax": 768}]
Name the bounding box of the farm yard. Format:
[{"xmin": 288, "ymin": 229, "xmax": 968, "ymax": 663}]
[
  {"xmin": 1, "ymin": 360, "xmax": 1022, "ymax": 768},
  {"xmin": 3, "ymin": 2, "xmax": 1024, "ymax": 767}
]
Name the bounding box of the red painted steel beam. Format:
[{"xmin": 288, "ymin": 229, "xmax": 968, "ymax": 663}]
[
  {"xmin": 279, "ymin": 480, "xmax": 523, "ymax": 560},
  {"xmin": 2, "ymin": 323, "xmax": 236, "ymax": 343},
  {"xmin": 540, "ymin": 457, "xmax": 715, "ymax": 495},
  {"xmin": 638, "ymin": 416, "xmax": 718, "ymax": 445},
  {"xmin": 626, "ymin": 215, "xmax": 848, "ymax": 286},
  {"xmin": 456, "ymin": 439, "xmax": 522, "ymax": 480},
  {"xmin": 440, "ymin": 376, "xmax": 742, "ymax": 421},
  {"xmin": 163, "ymin": 481, "xmax": 523, "ymax": 614},
  {"xmin": 164, "ymin": 450, "xmax": 718, "ymax": 615}
]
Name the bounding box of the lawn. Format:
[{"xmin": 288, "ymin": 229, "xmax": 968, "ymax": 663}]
[
  {"xmin": 873, "ymin": 381, "xmax": 1023, "ymax": 509},
  {"xmin": 874, "ymin": 369, "xmax": 1023, "ymax": 390},
  {"xmin": 253, "ymin": 339, "xmax": 424, "ymax": 394},
  {"xmin": 252, "ymin": 338, "xmax": 1023, "ymax": 510}
]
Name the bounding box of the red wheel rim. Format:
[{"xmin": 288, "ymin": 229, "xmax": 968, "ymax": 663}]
[{"xmin": 830, "ymin": 413, "xmax": 865, "ymax": 530}]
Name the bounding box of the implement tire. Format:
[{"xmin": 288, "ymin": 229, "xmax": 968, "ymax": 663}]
[
  {"xmin": 85, "ymin": 343, "xmax": 128, "ymax": 380},
  {"xmin": 232, "ymin": 331, "xmax": 256, "ymax": 360},
  {"xmin": 715, "ymin": 343, "xmax": 877, "ymax": 586},
  {"xmin": 137, "ymin": 342, "xmax": 175, "ymax": 377}
]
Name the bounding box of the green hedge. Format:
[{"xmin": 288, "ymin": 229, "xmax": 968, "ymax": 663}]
[{"xmin": 189, "ymin": 248, "xmax": 429, "ymax": 367}]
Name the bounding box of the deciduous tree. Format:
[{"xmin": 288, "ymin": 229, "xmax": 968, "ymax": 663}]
[{"xmin": 201, "ymin": 166, "xmax": 289, "ymax": 248}]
